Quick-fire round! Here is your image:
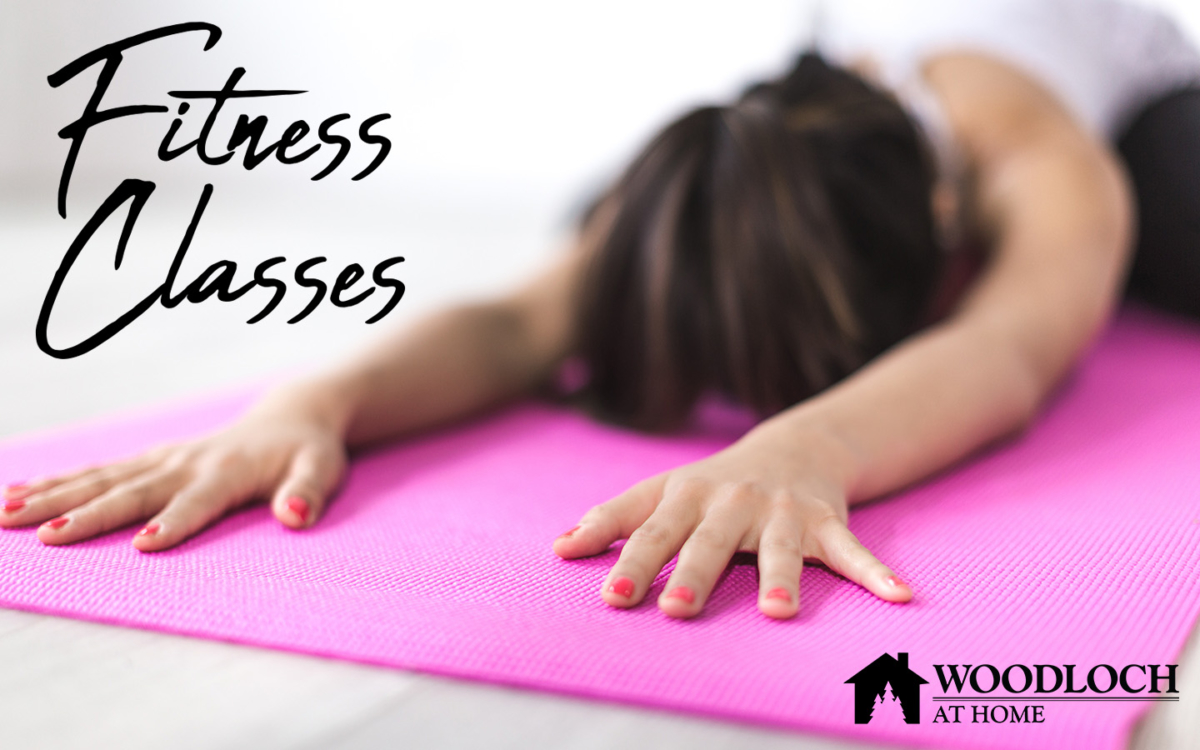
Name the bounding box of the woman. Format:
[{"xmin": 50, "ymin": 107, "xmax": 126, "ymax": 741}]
[{"xmin": 5, "ymin": 0, "xmax": 1199, "ymax": 620}]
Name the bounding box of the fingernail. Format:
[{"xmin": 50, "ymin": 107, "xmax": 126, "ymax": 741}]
[
  {"xmin": 765, "ymin": 587, "xmax": 791, "ymax": 602},
  {"xmin": 557, "ymin": 525, "xmax": 581, "ymax": 539},
  {"xmin": 3, "ymin": 483, "xmax": 29, "ymax": 500},
  {"xmin": 665, "ymin": 586, "xmax": 695, "ymax": 604},
  {"xmin": 43, "ymin": 517, "xmax": 69, "ymax": 530},
  {"xmin": 285, "ymin": 496, "xmax": 309, "ymax": 523},
  {"xmin": 137, "ymin": 523, "xmax": 160, "ymax": 537},
  {"xmin": 3, "ymin": 499, "xmax": 26, "ymax": 513},
  {"xmin": 886, "ymin": 575, "xmax": 910, "ymax": 589},
  {"xmin": 607, "ymin": 576, "xmax": 635, "ymax": 598}
]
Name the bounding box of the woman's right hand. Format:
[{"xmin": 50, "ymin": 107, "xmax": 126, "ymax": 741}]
[{"xmin": 0, "ymin": 393, "xmax": 349, "ymax": 551}]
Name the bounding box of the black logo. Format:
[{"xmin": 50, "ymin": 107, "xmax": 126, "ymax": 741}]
[
  {"xmin": 845, "ymin": 653, "xmax": 1180, "ymax": 727},
  {"xmin": 845, "ymin": 652, "xmax": 928, "ymax": 724}
]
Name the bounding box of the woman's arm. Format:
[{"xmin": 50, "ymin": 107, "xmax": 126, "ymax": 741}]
[
  {"xmin": 556, "ymin": 52, "xmax": 1135, "ymax": 619},
  {"xmin": 268, "ymin": 242, "xmax": 586, "ymax": 448},
  {"xmin": 760, "ymin": 52, "xmax": 1135, "ymax": 503},
  {"xmin": 3, "ymin": 240, "xmax": 586, "ymax": 548}
]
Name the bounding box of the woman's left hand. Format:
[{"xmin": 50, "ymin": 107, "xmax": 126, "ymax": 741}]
[{"xmin": 552, "ymin": 425, "xmax": 914, "ymax": 619}]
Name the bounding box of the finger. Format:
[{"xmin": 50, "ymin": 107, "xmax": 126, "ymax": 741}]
[
  {"xmin": 657, "ymin": 488, "xmax": 756, "ymax": 618},
  {"xmin": 134, "ymin": 471, "xmax": 247, "ymax": 552},
  {"xmin": 4, "ymin": 470, "xmax": 85, "ymax": 500},
  {"xmin": 5, "ymin": 453, "xmax": 158, "ymax": 502},
  {"xmin": 36, "ymin": 469, "xmax": 185, "ymax": 546},
  {"xmin": 755, "ymin": 513, "xmax": 805, "ymax": 620},
  {"xmin": 553, "ymin": 473, "xmax": 667, "ymax": 559},
  {"xmin": 600, "ymin": 481, "xmax": 704, "ymax": 608},
  {"xmin": 4, "ymin": 462, "xmax": 150, "ymax": 528},
  {"xmin": 271, "ymin": 445, "xmax": 345, "ymax": 530},
  {"xmin": 812, "ymin": 516, "xmax": 913, "ymax": 602}
]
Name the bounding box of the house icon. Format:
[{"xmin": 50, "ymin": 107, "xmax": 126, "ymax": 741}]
[{"xmin": 845, "ymin": 652, "xmax": 928, "ymax": 724}]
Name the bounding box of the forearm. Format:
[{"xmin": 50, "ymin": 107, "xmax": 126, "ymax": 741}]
[
  {"xmin": 244, "ymin": 240, "xmax": 584, "ymax": 449},
  {"xmin": 750, "ymin": 316, "xmax": 1048, "ymax": 505},
  {"xmin": 749, "ymin": 195, "xmax": 1126, "ymax": 507},
  {"xmin": 255, "ymin": 301, "xmax": 552, "ymax": 447}
]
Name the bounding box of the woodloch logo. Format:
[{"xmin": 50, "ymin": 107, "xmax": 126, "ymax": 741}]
[{"xmin": 845, "ymin": 652, "xmax": 1180, "ymax": 726}]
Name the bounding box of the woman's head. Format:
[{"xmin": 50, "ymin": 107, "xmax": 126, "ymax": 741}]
[{"xmin": 573, "ymin": 51, "xmax": 943, "ymax": 432}]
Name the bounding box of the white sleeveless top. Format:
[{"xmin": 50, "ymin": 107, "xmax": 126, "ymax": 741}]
[{"xmin": 814, "ymin": 0, "xmax": 1200, "ymax": 251}]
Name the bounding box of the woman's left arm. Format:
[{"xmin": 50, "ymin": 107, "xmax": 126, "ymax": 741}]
[{"xmin": 555, "ymin": 52, "xmax": 1135, "ymax": 619}]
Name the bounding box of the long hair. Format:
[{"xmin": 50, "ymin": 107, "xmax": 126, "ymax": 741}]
[{"xmin": 572, "ymin": 51, "xmax": 943, "ymax": 432}]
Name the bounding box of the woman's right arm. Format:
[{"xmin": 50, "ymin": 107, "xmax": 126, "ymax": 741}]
[
  {"xmin": 319, "ymin": 241, "xmax": 586, "ymax": 448},
  {"xmin": 1, "ymin": 240, "xmax": 588, "ymax": 550}
]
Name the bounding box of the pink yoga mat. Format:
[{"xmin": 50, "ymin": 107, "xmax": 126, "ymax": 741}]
[{"xmin": 2, "ymin": 306, "xmax": 1199, "ymax": 750}]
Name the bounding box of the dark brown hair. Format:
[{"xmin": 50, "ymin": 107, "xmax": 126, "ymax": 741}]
[{"xmin": 572, "ymin": 51, "xmax": 943, "ymax": 432}]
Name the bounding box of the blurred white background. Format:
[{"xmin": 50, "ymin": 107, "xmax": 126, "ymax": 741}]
[{"xmin": 0, "ymin": 0, "xmax": 1197, "ymax": 436}]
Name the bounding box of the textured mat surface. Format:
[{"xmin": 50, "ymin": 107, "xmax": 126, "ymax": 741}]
[{"xmin": 2, "ymin": 307, "xmax": 1199, "ymax": 750}]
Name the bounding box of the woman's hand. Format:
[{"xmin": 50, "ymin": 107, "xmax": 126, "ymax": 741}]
[
  {"xmin": 0, "ymin": 390, "xmax": 349, "ymax": 551},
  {"xmin": 552, "ymin": 423, "xmax": 913, "ymax": 619}
]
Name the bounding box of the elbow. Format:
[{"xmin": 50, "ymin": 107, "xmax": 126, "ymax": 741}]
[
  {"xmin": 1004, "ymin": 341, "xmax": 1058, "ymax": 436},
  {"xmin": 975, "ymin": 323, "xmax": 1049, "ymax": 437},
  {"xmin": 1006, "ymin": 374, "xmax": 1043, "ymax": 435}
]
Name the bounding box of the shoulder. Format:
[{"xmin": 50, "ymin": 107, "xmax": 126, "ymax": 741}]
[
  {"xmin": 917, "ymin": 51, "xmax": 1136, "ymax": 249},
  {"xmin": 919, "ymin": 52, "xmax": 1087, "ymax": 166}
]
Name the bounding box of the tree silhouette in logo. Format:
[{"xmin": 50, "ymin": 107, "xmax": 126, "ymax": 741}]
[
  {"xmin": 845, "ymin": 652, "xmax": 928, "ymax": 724},
  {"xmin": 870, "ymin": 681, "xmax": 909, "ymax": 725}
]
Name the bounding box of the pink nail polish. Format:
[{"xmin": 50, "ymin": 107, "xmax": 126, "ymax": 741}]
[
  {"xmin": 2, "ymin": 499, "xmax": 26, "ymax": 513},
  {"xmin": 44, "ymin": 517, "xmax": 68, "ymax": 530},
  {"xmin": 285, "ymin": 496, "xmax": 309, "ymax": 523},
  {"xmin": 557, "ymin": 525, "xmax": 581, "ymax": 539},
  {"xmin": 607, "ymin": 577, "xmax": 635, "ymax": 598},
  {"xmin": 887, "ymin": 575, "xmax": 910, "ymax": 589},
  {"xmin": 665, "ymin": 586, "xmax": 695, "ymax": 604},
  {"xmin": 137, "ymin": 523, "xmax": 160, "ymax": 537},
  {"xmin": 765, "ymin": 587, "xmax": 791, "ymax": 602},
  {"xmin": 3, "ymin": 483, "xmax": 29, "ymax": 500}
]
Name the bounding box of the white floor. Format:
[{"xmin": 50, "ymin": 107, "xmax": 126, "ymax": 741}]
[{"xmin": 0, "ymin": 191, "xmax": 1196, "ymax": 750}]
